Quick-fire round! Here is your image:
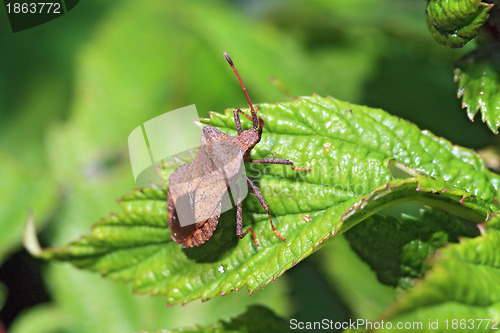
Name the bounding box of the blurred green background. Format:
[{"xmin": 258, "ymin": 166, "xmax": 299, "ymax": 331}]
[{"xmin": 0, "ymin": 0, "xmax": 495, "ymax": 332}]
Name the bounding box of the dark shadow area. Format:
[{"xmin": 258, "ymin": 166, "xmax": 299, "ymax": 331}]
[
  {"xmin": 0, "ymin": 250, "xmax": 51, "ymax": 328},
  {"xmin": 182, "ymin": 209, "xmax": 240, "ymax": 263}
]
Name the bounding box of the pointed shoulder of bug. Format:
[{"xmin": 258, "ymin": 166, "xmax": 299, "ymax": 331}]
[{"xmin": 200, "ymin": 125, "xmax": 232, "ymax": 144}]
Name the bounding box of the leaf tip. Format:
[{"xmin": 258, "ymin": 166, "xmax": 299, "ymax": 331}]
[
  {"xmin": 477, "ymin": 222, "xmax": 486, "ymax": 234},
  {"xmin": 23, "ymin": 209, "xmax": 42, "ymax": 257},
  {"xmin": 467, "ymin": 108, "xmax": 476, "ymax": 122}
]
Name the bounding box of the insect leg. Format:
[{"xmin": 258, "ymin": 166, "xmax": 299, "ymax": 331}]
[
  {"xmin": 233, "ymin": 109, "xmax": 243, "ymax": 135},
  {"xmin": 257, "ymin": 115, "xmax": 264, "ymax": 134},
  {"xmin": 234, "ymin": 109, "xmax": 264, "ymax": 134},
  {"xmin": 244, "ymin": 175, "xmax": 286, "ymax": 242},
  {"xmin": 236, "ymin": 200, "xmax": 260, "ymax": 247},
  {"xmin": 249, "ymin": 158, "xmax": 310, "ymax": 171}
]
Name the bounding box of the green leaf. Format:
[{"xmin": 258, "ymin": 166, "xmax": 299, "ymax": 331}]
[
  {"xmin": 454, "ymin": 44, "xmax": 500, "ymax": 134},
  {"xmin": 27, "ymin": 95, "xmax": 498, "ymax": 305},
  {"xmin": 141, "ymin": 305, "xmax": 289, "ymax": 333},
  {"xmin": 376, "ymin": 214, "xmax": 500, "ymax": 331},
  {"xmin": 426, "ymin": 0, "xmax": 493, "ymax": 48}
]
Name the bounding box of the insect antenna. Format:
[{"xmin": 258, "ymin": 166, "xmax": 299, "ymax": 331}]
[{"xmin": 224, "ymin": 51, "xmax": 259, "ymax": 130}]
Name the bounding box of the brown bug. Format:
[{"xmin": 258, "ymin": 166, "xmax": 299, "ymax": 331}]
[{"xmin": 167, "ymin": 52, "xmax": 309, "ymax": 248}]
